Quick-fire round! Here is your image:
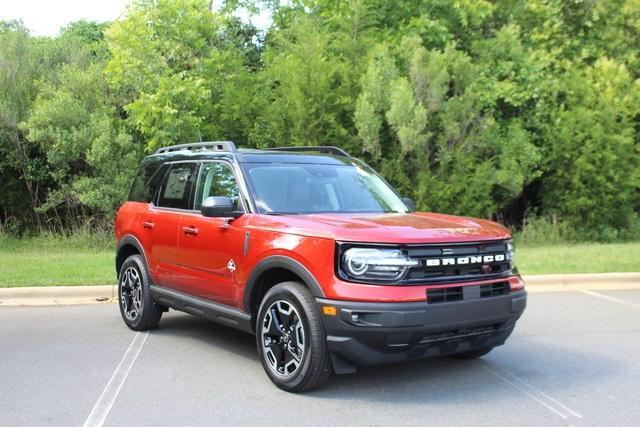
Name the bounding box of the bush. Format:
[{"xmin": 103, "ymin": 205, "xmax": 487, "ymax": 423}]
[{"xmin": 515, "ymin": 215, "xmax": 577, "ymax": 246}]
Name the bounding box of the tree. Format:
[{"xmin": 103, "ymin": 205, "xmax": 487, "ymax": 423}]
[
  {"xmin": 106, "ymin": 0, "xmax": 256, "ymax": 152},
  {"xmin": 0, "ymin": 21, "xmax": 57, "ymax": 230},
  {"xmin": 541, "ymin": 59, "xmax": 640, "ymax": 237},
  {"xmin": 1, "ymin": 1, "xmax": 638, "ymax": 239},
  {"xmin": 354, "ymin": 36, "xmax": 540, "ymax": 218}
]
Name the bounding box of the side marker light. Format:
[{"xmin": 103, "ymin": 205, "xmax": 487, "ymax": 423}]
[{"xmin": 323, "ymin": 306, "xmax": 337, "ymax": 316}]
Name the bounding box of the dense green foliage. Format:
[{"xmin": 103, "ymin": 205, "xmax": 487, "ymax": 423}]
[{"xmin": 1, "ymin": 0, "xmax": 638, "ymax": 240}]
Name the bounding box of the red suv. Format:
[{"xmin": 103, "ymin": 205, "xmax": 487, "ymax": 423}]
[{"xmin": 115, "ymin": 141, "xmax": 526, "ymax": 392}]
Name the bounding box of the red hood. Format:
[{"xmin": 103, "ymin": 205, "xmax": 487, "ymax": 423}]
[{"xmin": 255, "ymin": 212, "xmax": 511, "ymax": 244}]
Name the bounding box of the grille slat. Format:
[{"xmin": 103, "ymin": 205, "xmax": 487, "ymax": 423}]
[
  {"xmin": 480, "ymin": 282, "xmax": 510, "ymax": 298},
  {"xmin": 427, "ymin": 287, "xmax": 463, "ymax": 303},
  {"xmin": 427, "ymin": 282, "xmax": 510, "ymax": 304}
]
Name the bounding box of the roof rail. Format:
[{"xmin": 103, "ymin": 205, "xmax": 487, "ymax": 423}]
[
  {"xmin": 155, "ymin": 141, "xmax": 237, "ymax": 155},
  {"xmin": 266, "ymin": 146, "xmax": 351, "ymax": 158}
]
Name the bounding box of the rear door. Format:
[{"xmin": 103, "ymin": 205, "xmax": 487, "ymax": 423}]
[
  {"xmin": 142, "ymin": 162, "xmax": 198, "ymax": 289},
  {"xmin": 177, "ymin": 161, "xmax": 250, "ymax": 306}
]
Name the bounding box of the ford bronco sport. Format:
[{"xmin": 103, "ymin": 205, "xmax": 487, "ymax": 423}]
[{"xmin": 115, "ymin": 141, "xmax": 526, "ymax": 392}]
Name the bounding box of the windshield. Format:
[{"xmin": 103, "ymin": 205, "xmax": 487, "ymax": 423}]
[{"xmin": 243, "ymin": 162, "xmax": 409, "ymax": 214}]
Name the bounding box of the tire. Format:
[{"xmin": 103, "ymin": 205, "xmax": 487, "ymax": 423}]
[
  {"xmin": 118, "ymin": 254, "xmax": 163, "ymax": 331},
  {"xmin": 256, "ymin": 281, "xmax": 331, "ymax": 392},
  {"xmin": 451, "ymin": 346, "xmax": 494, "ymax": 360}
]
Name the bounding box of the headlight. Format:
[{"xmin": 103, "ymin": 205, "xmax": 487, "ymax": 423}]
[
  {"xmin": 341, "ymin": 248, "xmax": 419, "ymax": 282},
  {"xmin": 506, "ymin": 239, "xmax": 515, "ymax": 269}
]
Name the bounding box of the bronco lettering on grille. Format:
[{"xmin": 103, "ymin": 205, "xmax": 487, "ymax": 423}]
[{"xmin": 424, "ymin": 254, "xmax": 505, "ymax": 267}]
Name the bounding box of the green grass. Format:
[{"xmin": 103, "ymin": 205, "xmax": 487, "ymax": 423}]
[
  {"xmin": 0, "ymin": 233, "xmax": 638, "ymax": 287},
  {"xmin": 0, "ymin": 251, "xmax": 115, "ymax": 287},
  {"xmin": 517, "ymin": 242, "xmax": 640, "ymax": 275},
  {"xmin": 0, "ymin": 233, "xmax": 115, "ymax": 287}
]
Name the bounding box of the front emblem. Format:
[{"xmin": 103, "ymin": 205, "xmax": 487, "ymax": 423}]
[{"xmin": 227, "ymin": 259, "xmax": 236, "ymax": 273}]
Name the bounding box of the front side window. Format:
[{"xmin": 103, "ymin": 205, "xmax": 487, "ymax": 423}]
[
  {"xmin": 157, "ymin": 163, "xmax": 197, "ymax": 209},
  {"xmin": 194, "ymin": 162, "xmax": 242, "ymax": 211},
  {"xmin": 243, "ymin": 162, "xmax": 408, "ymax": 214}
]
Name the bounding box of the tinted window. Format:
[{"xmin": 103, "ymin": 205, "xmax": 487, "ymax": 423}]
[
  {"xmin": 157, "ymin": 163, "xmax": 197, "ymax": 209},
  {"xmin": 194, "ymin": 162, "xmax": 242, "ymax": 211},
  {"xmin": 128, "ymin": 163, "xmax": 167, "ymax": 203}
]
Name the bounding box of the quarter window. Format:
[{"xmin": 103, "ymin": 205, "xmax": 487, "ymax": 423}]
[
  {"xmin": 157, "ymin": 163, "xmax": 197, "ymax": 209},
  {"xmin": 129, "ymin": 163, "xmax": 167, "ymax": 203},
  {"xmin": 194, "ymin": 162, "xmax": 242, "ymax": 211}
]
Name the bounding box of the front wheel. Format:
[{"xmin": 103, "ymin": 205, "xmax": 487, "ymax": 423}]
[
  {"xmin": 118, "ymin": 254, "xmax": 163, "ymax": 331},
  {"xmin": 256, "ymin": 282, "xmax": 331, "ymax": 392}
]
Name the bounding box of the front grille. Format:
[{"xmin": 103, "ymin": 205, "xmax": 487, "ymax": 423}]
[
  {"xmin": 480, "ymin": 282, "xmax": 510, "ymax": 298},
  {"xmin": 427, "ymin": 287, "xmax": 463, "ymax": 303},
  {"xmin": 405, "ymin": 240, "xmax": 512, "ymax": 284},
  {"xmin": 427, "ymin": 282, "xmax": 510, "ymax": 304}
]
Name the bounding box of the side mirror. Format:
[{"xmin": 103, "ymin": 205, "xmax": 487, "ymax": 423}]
[
  {"xmin": 401, "ymin": 197, "xmax": 416, "ymax": 212},
  {"xmin": 201, "ymin": 196, "xmax": 243, "ymax": 219}
]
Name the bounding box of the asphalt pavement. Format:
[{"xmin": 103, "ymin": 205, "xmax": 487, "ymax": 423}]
[{"xmin": 1, "ymin": 290, "xmax": 639, "ymax": 426}]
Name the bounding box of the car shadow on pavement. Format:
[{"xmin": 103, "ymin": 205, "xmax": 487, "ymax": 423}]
[
  {"xmin": 152, "ymin": 311, "xmax": 259, "ymax": 362},
  {"xmin": 151, "ymin": 311, "xmax": 618, "ymax": 405},
  {"xmin": 309, "ymin": 337, "xmax": 618, "ymax": 405}
]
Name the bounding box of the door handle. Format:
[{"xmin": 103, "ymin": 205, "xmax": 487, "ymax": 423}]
[
  {"xmin": 143, "ymin": 221, "xmax": 155, "ymax": 230},
  {"xmin": 182, "ymin": 226, "xmax": 199, "ymax": 236}
]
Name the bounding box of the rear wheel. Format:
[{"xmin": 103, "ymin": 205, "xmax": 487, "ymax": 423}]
[
  {"xmin": 256, "ymin": 281, "xmax": 331, "ymax": 392},
  {"xmin": 451, "ymin": 346, "xmax": 494, "ymax": 359},
  {"xmin": 118, "ymin": 254, "xmax": 163, "ymax": 331}
]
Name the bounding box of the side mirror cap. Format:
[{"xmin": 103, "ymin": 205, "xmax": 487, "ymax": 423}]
[
  {"xmin": 401, "ymin": 197, "xmax": 416, "ymax": 212},
  {"xmin": 201, "ymin": 196, "xmax": 243, "ymax": 219}
]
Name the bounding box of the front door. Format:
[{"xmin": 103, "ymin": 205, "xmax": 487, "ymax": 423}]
[{"xmin": 177, "ymin": 161, "xmax": 250, "ymax": 307}]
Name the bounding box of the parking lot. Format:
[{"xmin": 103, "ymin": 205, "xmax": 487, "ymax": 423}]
[{"xmin": 1, "ymin": 289, "xmax": 639, "ymax": 426}]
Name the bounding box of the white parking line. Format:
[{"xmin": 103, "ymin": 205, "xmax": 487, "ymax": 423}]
[
  {"xmin": 487, "ymin": 367, "xmax": 583, "ymax": 420},
  {"xmin": 82, "ymin": 331, "xmax": 149, "ymax": 427},
  {"xmin": 580, "ymin": 290, "xmax": 640, "ymax": 310}
]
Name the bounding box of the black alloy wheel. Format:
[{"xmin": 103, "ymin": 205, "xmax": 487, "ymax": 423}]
[
  {"xmin": 118, "ymin": 254, "xmax": 164, "ymax": 331},
  {"xmin": 256, "ymin": 282, "xmax": 331, "ymax": 392}
]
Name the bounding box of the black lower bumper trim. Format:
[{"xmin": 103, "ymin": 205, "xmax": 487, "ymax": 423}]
[{"xmin": 317, "ymin": 290, "xmax": 526, "ymax": 368}]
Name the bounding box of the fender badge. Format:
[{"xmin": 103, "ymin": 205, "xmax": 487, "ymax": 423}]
[{"xmin": 227, "ymin": 259, "xmax": 236, "ymax": 273}]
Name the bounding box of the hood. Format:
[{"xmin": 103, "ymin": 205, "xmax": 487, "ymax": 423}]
[{"xmin": 256, "ymin": 212, "xmax": 511, "ymax": 244}]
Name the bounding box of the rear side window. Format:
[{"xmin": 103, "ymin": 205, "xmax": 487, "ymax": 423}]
[
  {"xmin": 157, "ymin": 163, "xmax": 197, "ymax": 209},
  {"xmin": 128, "ymin": 163, "xmax": 167, "ymax": 203}
]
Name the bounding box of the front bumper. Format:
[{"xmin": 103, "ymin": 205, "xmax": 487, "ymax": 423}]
[{"xmin": 317, "ymin": 290, "xmax": 526, "ymax": 370}]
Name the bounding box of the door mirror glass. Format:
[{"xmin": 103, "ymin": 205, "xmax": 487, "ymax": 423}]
[
  {"xmin": 401, "ymin": 197, "xmax": 416, "ymax": 212},
  {"xmin": 201, "ymin": 196, "xmax": 243, "ymax": 218}
]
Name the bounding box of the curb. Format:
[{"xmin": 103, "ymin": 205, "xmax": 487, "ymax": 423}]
[
  {"xmin": 0, "ymin": 285, "xmax": 116, "ymax": 306},
  {"xmin": 522, "ymin": 272, "xmax": 640, "ymax": 293},
  {"xmin": 0, "ymin": 273, "xmax": 639, "ymax": 306},
  {"xmin": 522, "ymin": 272, "xmax": 640, "ymax": 285}
]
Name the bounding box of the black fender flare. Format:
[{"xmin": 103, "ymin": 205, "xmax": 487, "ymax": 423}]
[
  {"xmin": 243, "ymin": 255, "xmax": 326, "ymax": 313},
  {"xmin": 115, "ymin": 235, "xmax": 148, "ymax": 276}
]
